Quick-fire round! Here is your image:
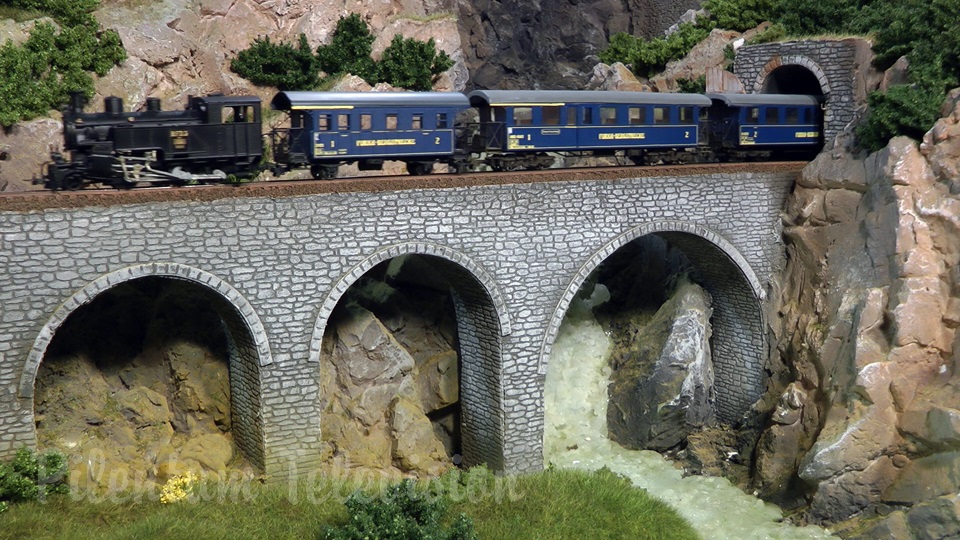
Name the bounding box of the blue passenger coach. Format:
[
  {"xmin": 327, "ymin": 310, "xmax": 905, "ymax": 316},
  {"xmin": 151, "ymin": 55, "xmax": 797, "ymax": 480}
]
[
  {"xmin": 270, "ymin": 91, "xmax": 471, "ymax": 178},
  {"xmin": 466, "ymin": 90, "xmax": 713, "ymax": 169},
  {"xmin": 706, "ymin": 93, "xmax": 822, "ymax": 159}
]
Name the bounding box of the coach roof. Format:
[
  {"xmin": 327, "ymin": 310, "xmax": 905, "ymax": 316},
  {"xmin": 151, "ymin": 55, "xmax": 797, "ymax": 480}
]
[
  {"xmin": 706, "ymin": 93, "xmax": 823, "ymax": 107},
  {"xmin": 468, "ymin": 90, "xmax": 712, "ymax": 107},
  {"xmin": 271, "ymin": 91, "xmax": 470, "ymax": 110}
]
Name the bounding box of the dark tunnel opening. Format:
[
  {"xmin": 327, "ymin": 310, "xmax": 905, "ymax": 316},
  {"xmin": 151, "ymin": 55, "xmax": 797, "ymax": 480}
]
[{"xmin": 761, "ymin": 65, "xmax": 825, "ymax": 96}]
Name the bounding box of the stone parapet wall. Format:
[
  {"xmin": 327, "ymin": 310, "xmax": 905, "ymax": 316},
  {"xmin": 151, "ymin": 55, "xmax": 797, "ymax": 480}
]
[{"xmin": 0, "ymin": 168, "xmax": 796, "ymax": 475}]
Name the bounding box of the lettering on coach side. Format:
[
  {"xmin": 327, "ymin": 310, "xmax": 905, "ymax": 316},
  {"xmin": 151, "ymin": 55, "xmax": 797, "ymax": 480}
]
[
  {"xmin": 598, "ymin": 133, "xmax": 646, "ymax": 140},
  {"xmin": 356, "ymin": 139, "xmax": 417, "ymax": 147}
]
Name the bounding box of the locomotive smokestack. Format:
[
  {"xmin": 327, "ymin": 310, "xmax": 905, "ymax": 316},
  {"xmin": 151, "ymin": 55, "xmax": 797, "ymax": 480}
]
[
  {"xmin": 104, "ymin": 96, "xmax": 124, "ymax": 115},
  {"xmin": 146, "ymin": 97, "xmax": 161, "ymax": 112},
  {"xmin": 68, "ymin": 91, "xmax": 87, "ymax": 115}
]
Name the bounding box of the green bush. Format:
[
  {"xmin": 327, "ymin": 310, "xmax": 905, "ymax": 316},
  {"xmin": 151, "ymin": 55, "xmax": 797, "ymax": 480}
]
[
  {"xmin": 231, "ymin": 14, "xmax": 453, "ymax": 91},
  {"xmin": 0, "ymin": 447, "xmax": 69, "ymax": 505},
  {"xmin": 0, "ymin": 0, "xmax": 126, "ymax": 127},
  {"xmin": 323, "ymin": 479, "xmax": 477, "ymax": 540},
  {"xmin": 599, "ymin": 20, "xmax": 713, "ymax": 78},
  {"xmin": 703, "ymin": 0, "xmax": 776, "ymax": 32},
  {"xmin": 230, "ymin": 34, "xmax": 320, "ymax": 90},
  {"xmin": 856, "ymin": 84, "xmax": 944, "ymax": 151},
  {"xmin": 377, "ymin": 34, "xmax": 453, "ymax": 91},
  {"xmin": 316, "ymin": 13, "xmax": 377, "ymax": 82}
]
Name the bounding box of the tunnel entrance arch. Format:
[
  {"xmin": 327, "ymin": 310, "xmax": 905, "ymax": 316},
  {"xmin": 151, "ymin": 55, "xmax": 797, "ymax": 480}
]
[
  {"xmin": 754, "ymin": 56, "xmax": 830, "ymax": 98},
  {"xmin": 311, "ymin": 243, "xmax": 511, "ymax": 471},
  {"xmin": 19, "ymin": 264, "xmax": 271, "ymax": 471},
  {"xmin": 541, "ymin": 221, "xmax": 767, "ymax": 430},
  {"xmin": 761, "ymin": 65, "xmax": 826, "ymax": 96}
]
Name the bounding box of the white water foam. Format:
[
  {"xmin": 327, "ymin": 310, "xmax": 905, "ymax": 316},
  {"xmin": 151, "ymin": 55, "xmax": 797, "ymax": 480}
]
[{"xmin": 543, "ymin": 288, "xmax": 834, "ymax": 539}]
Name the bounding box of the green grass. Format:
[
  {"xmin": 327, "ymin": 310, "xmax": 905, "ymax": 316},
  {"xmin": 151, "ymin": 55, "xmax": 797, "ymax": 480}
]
[{"xmin": 0, "ymin": 467, "xmax": 699, "ymax": 540}]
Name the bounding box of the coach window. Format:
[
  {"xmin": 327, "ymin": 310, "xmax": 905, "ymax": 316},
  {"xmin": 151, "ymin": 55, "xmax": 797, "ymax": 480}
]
[
  {"xmin": 653, "ymin": 107, "xmax": 669, "ymax": 125},
  {"xmin": 318, "ymin": 114, "xmax": 331, "ymax": 131},
  {"xmin": 386, "ymin": 114, "xmax": 398, "ymax": 130},
  {"xmin": 802, "ymin": 108, "xmax": 812, "ymax": 124},
  {"xmin": 338, "ymin": 114, "xmax": 350, "ymax": 131},
  {"xmin": 413, "ymin": 114, "xmax": 423, "ymax": 130},
  {"xmin": 785, "ymin": 107, "xmax": 799, "ymax": 124},
  {"xmin": 542, "ymin": 106, "xmax": 561, "ymax": 125},
  {"xmin": 513, "ymin": 107, "xmax": 532, "ymax": 126},
  {"xmin": 437, "ymin": 113, "xmax": 449, "ymax": 128},
  {"xmin": 600, "ymin": 106, "xmax": 617, "ymax": 125},
  {"xmin": 583, "ymin": 107, "xmax": 594, "ymax": 125},
  {"xmin": 361, "ymin": 114, "xmax": 372, "ymax": 130},
  {"xmin": 629, "ymin": 107, "xmax": 645, "ymax": 125},
  {"xmin": 765, "ymin": 107, "xmax": 779, "ymax": 124},
  {"xmin": 679, "ymin": 106, "xmax": 694, "ymax": 124},
  {"xmin": 567, "ymin": 108, "xmax": 577, "ymax": 125},
  {"xmin": 747, "ymin": 107, "xmax": 760, "ymax": 124}
]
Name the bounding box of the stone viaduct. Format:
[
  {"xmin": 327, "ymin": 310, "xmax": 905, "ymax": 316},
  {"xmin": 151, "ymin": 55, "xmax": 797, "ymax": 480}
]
[{"xmin": 0, "ymin": 165, "xmax": 798, "ymax": 477}]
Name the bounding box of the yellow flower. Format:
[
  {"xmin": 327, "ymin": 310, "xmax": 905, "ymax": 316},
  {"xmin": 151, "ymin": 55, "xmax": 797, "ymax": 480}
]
[{"xmin": 160, "ymin": 471, "xmax": 199, "ymax": 504}]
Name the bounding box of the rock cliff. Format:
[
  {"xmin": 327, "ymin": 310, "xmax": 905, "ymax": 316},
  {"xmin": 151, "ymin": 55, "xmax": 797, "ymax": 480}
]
[{"xmin": 760, "ymin": 90, "xmax": 960, "ymax": 532}]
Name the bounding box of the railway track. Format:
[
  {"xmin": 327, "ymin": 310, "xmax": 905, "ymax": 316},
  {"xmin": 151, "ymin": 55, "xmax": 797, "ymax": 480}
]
[{"xmin": 0, "ymin": 161, "xmax": 807, "ymax": 212}]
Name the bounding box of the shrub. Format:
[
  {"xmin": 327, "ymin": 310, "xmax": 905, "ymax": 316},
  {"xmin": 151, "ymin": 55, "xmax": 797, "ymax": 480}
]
[
  {"xmin": 599, "ymin": 20, "xmax": 713, "ymax": 78},
  {"xmin": 377, "ymin": 34, "xmax": 453, "ymax": 91},
  {"xmin": 703, "ymin": 0, "xmax": 776, "ymax": 32},
  {"xmin": 323, "ymin": 479, "xmax": 477, "ymax": 540},
  {"xmin": 315, "ymin": 13, "xmax": 377, "ymax": 82},
  {"xmin": 857, "ymin": 84, "xmax": 944, "ymax": 151},
  {"xmin": 230, "ymin": 34, "xmax": 320, "ymax": 90},
  {"xmin": 232, "ymin": 13, "xmax": 453, "ymax": 91},
  {"xmin": 0, "ymin": 0, "xmax": 126, "ymax": 127},
  {"xmin": 0, "ymin": 447, "xmax": 69, "ymax": 505}
]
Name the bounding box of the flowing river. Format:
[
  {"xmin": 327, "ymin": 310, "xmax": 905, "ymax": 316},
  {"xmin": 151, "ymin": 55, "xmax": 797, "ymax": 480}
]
[{"xmin": 543, "ymin": 287, "xmax": 835, "ymax": 539}]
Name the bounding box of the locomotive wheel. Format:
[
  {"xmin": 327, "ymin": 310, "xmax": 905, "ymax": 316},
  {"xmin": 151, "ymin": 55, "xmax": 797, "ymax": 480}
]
[{"xmin": 63, "ymin": 172, "xmax": 84, "ymax": 191}]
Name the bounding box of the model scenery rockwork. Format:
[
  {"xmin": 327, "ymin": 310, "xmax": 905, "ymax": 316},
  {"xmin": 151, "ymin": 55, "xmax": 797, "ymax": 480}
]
[{"xmin": 4, "ymin": 0, "xmax": 960, "ymax": 535}]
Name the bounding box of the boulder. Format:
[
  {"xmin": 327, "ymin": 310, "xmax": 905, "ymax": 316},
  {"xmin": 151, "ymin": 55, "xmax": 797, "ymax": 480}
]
[
  {"xmin": 178, "ymin": 433, "xmax": 234, "ymax": 473},
  {"xmin": 883, "ymin": 451, "xmax": 960, "ymax": 504},
  {"xmin": 607, "ymin": 280, "xmax": 715, "ymax": 451},
  {"xmin": 390, "ymin": 387, "xmax": 449, "ymax": 474},
  {"xmin": 415, "ymin": 350, "xmax": 459, "ymax": 414},
  {"xmin": 115, "ymin": 386, "xmax": 172, "ymax": 428},
  {"xmin": 905, "ymin": 495, "xmax": 960, "ymax": 540}
]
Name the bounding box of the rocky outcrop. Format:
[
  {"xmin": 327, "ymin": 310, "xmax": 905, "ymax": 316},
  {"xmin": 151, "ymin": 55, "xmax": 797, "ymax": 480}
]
[
  {"xmin": 319, "ymin": 258, "xmax": 460, "ymax": 475},
  {"xmin": 761, "ymin": 90, "xmax": 960, "ymax": 528},
  {"xmin": 456, "ymin": 0, "xmax": 701, "ymax": 90},
  {"xmin": 607, "ymin": 279, "xmax": 715, "ymax": 451}
]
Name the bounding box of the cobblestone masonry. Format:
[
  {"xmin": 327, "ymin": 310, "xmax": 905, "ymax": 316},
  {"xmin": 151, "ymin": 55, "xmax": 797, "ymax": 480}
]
[
  {"xmin": 0, "ymin": 170, "xmax": 794, "ymax": 476},
  {"xmin": 735, "ymin": 40, "xmax": 874, "ymax": 146}
]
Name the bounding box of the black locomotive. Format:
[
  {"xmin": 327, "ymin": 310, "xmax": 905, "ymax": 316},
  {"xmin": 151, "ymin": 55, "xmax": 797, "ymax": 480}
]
[{"xmin": 42, "ymin": 92, "xmax": 263, "ymax": 190}]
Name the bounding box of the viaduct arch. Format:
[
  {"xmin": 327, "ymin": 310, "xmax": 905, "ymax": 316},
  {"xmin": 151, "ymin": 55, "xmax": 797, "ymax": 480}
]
[
  {"xmin": 18, "ymin": 263, "xmax": 270, "ymax": 470},
  {"xmin": 540, "ymin": 221, "xmax": 766, "ymax": 423},
  {"xmin": 0, "ymin": 166, "xmax": 797, "ymax": 474},
  {"xmin": 309, "ymin": 243, "xmax": 512, "ymax": 470}
]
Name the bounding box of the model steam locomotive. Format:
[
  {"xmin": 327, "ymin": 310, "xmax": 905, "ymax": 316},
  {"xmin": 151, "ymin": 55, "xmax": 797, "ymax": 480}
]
[{"xmin": 39, "ymin": 89, "xmax": 823, "ymax": 190}]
